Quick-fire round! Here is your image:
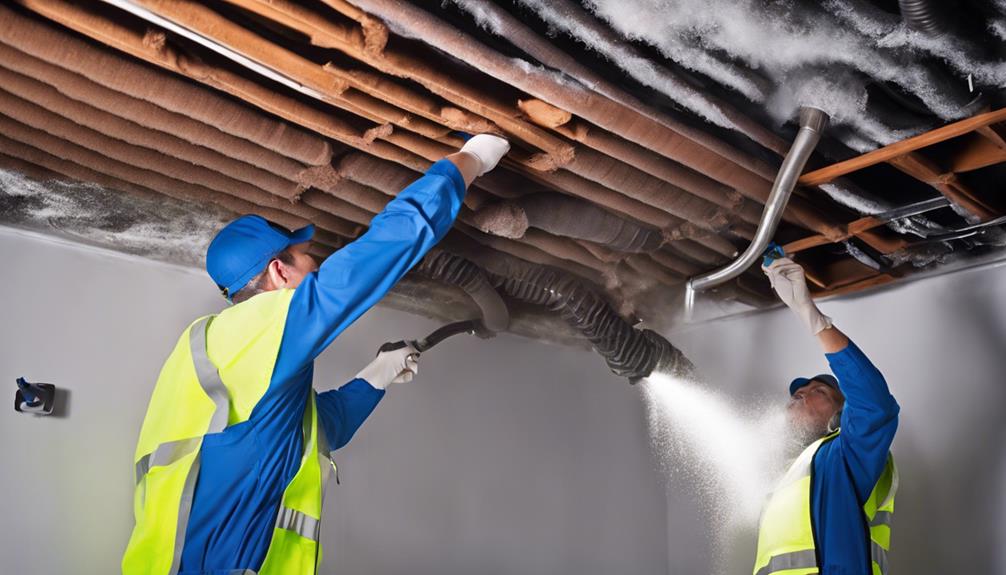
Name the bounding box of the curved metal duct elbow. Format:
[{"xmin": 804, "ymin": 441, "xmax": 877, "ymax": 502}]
[
  {"xmin": 898, "ymin": 0, "xmax": 947, "ymax": 37},
  {"xmin": 415, "ymin": 250, "xmax": 511, "ymax": 333},
  {"xmin": 463, "ymin": 250, "xmax": 694, "ymax": 381},
  {"xmin": 687, "ymin": 107, "xmax": 828, "ymax": 298},
  {"xmin": 470, "ymin": 193, "xmax": 664, "ymax": 253}
]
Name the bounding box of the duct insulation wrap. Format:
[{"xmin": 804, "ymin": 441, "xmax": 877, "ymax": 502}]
[
  {"xmin": 470, "ymin": 193, "xmax": 665, "ymax": 253},
  {"xmin": 446, "ymin": 248, "xmax": 694, "ymax": 380},
  {"xmin": 415, "ymin": 249, "xmax": 511, "ymax": 333}
]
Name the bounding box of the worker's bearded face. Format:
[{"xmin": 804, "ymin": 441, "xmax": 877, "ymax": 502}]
[{"xmin": 786, "ymin": 381, "xmax": 844, "ymax": 445}]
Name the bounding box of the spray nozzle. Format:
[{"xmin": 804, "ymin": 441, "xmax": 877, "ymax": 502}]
[{"xmin": 762, "ymin": 242, "xmax": 786, "ymax": 268}]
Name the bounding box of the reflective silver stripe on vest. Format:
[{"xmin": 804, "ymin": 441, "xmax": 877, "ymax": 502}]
[
  {"xmin": 135, "ymin": 437, "xmax": 202, "ymax": 485},
  {"xmin": 754, "ymin": 549, "xmax": 818, "ymax": 575},
  {"xmin": 189, "ymin": 316, "xmax": 229, "ymax": 434},
  {"xmin": 275, "ymin": 506, "xmax": 321, "ymax": 541},
  {"xmin": 170, "ymin": 454, "xmax": 202, "ymax": 575},
  {"xmin": 168, "ymin": 316, "xmax": 222, "ymax": 574},
  {"xmin": 870, "ymin": 510, "xmax": 893, "ymax": 527},
  {"xmin": 871, "ymin": 541, "xmax": 889, "ymax": 575}
]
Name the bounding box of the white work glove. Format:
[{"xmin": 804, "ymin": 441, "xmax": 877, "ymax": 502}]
[
  {"xmin": 355, "ymin": 343, "xmax": 420, "ymax": 390},
  {"xmin": 762, "ymin": 257, "xmax": 833, "ymax": 336},
  {"xmin": 460, "ymin": 133, "xmax": 510, "ymax": 176}
]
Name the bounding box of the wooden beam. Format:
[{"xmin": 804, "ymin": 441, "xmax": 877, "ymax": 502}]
[
  {"xmin": 800, "ymin": 264, "xmax": 829, "ymax": 289},
  {"xmin": 813, "ymin": 257, "xmax": 884, "ymax": 290},
  {"xmin": 799, "ymin": 107, "xmax": 1006, "ymax": 187},
  {"xmin": 888, "ymin": 153, "xmax": 998, "ymax": 221},
  {"xmin": 976, "ymin": 123, "xmax": 1006, "ymax": 149},
  {"xmin": 813, "ymin": 273, "xmax": 896, "ymax": 299},
  {"xmin": 948, "ymin": 133, "xmax": 1006, "ymax": 173},
  {"xmin": 857, "ymin": 229, "xmax": 909, "ymax": 254},
  {"xmin": 782, "ymin": 214, "xmax": 911, "ymax": 255},
  {"xmin": 783, "ymin": 233, "xmax": 833, "ymax": 254}
]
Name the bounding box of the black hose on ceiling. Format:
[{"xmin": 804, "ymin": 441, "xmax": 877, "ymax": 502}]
[
  {"xmin": 898, "ymin": 0, "xmax": 947, "ymax": 37},
  {"xmin": 470, "ymin": 193, "xmax": 665, "ymax": 253},
  {"xmin": 457, "ymin": 248, "xmax": 694, "ymax": 381},
  {"xmin": 414, "ymin": 250, "xmax": 511, "ymax": 333}
]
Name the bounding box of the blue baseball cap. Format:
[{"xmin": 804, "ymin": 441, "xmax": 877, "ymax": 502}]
[
  {"xmin": 206, "ymin": 215, "xmax": 314, "ymax": 301},
  {"xmin": 789, "ymin": 374, "xmax": 840, "ymax": 396}
]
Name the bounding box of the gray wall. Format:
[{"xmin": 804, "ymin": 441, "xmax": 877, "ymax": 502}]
[{"xmin": 2, "ymin": 223, "xmax": 1004, "ymax": 574}]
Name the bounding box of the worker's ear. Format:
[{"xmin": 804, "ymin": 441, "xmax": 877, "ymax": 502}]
[
  {"xmin": 264, "ymin": 257, "xmax": 291, "ymax": 289},
  {"xmin": 827, "ymin": 410, "xmax": 842, "ymax": 434}
]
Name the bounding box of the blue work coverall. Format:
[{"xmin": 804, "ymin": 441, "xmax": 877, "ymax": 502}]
[
  {"xmin": 178, "ymin": 159, "xmax": 466, "ymax": 573},
  {"xmin": 811, "ymin": 341, "xmax": 900, "ymax": 573}
]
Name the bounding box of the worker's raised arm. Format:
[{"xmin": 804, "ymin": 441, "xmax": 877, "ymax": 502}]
[
  {"xmin": 825, "ymin": 334, "xmax": 899, "ymax": 501},
  {"xmin": 282, "ymin": 134, "xmax": 509, "ymax": 371},
  {"xmin": 764, "ymin": 258, "xmax": 898, "ymax": 499}
]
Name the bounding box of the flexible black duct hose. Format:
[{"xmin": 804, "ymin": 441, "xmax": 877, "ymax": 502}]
[
  {"xmin": 470, "ymin": 251, "xmax": 694, "ymax": 381},
  {"xmin": 419, "ymin": 248, "xmax": 693, "ymax": 381},
  {"xmin": 898, "ymin": 0, "xmax": 946, "ymax": 37},
  {"xmin": 414, "ymin": 250, "xmax": 511, "ymax": 333}
]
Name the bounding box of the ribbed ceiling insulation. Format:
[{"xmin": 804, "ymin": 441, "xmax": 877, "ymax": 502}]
[{"xmin": 2, "ymin": 0, "xmax": 1003, "ymax": 341}]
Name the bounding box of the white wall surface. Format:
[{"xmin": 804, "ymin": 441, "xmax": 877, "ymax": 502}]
[
  {"xmin": 668, "ymin": 261, "xmax": 1006, "ymax": 574},
  {"xmin": 2, "ymin": 224, "xmax": 1004, "ymax": 574},
  {"xmin": 0, "ymin": 226, "xmax": 670, "ymax": 575}
]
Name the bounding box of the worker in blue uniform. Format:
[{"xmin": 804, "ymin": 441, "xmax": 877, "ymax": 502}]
[
  {"xmin": 753, "ymin": 257, "xmax": 900, "ymax": 575},
  {"xmin": 123, "ymin": 134, "xmax": 510, "ymax": 575}
]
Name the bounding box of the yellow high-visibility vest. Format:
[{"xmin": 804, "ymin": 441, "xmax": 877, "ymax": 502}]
[
  {"xmin": 122, "ymin": 289, "xmax": 337, "ymax": 575},
  {"xmin": 753, "ymin": 430, "xmax": 897, "ymax": 575}
]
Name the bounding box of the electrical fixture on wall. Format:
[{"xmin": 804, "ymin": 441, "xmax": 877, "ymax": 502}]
[{"xmin": 14, "ymin": 377, "xmax": 56, "ymax": 416}]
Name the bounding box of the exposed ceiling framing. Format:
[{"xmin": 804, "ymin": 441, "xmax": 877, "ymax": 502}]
[
  {"xmin": 790, "ymin": 107, "xmax": 1006, "ymax": 297},
  {"xmin": 1, "ymin": 0, "xmax": 1005, "ymax": 341}
]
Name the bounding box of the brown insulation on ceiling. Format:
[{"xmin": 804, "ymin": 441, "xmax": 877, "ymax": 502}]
[{"xmin": 4, "ymin": 0, "xmax": 1002, "ymax": 334}]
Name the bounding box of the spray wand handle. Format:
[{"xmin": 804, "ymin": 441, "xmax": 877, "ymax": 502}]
[{"xmin": 376, "ymin": 320, "xmax": 481, "ymax": 356}]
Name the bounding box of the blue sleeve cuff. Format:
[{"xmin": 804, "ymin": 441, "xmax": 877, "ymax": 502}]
[
  {"xmin": 348, "ymin": 377, "xmax": 384, "ymax": 394},
  {"xmin": 341, "ymin": 377, "xmax": 386, "ymax": 397},
  {"xmin": 426, "ymin": 158, "xmax": 466, "ymax": 195}
]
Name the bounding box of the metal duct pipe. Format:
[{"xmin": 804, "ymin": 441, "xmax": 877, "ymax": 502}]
[
  {"xmin": 414, "ymin": 250, "xmax": 511, "ymax": 333},
  {"xmin": 470, "ymin": 193, "xmax": 665, "ymax": 253},
  {"xmin": 898, "ymin": 0, "xmax": 947, "ymax": 37},
  {"xmin": 455, "ymin": 248, "xmax": 694, "ymax": 381},
  {"xmin": 686, "ymin": 107, "xmax": 828, "ymax": 303}
]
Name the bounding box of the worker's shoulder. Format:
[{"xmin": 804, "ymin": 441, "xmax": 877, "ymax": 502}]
[{"xmin": 212, "ymin": 289, "xmax": 297, "ymax": 330}]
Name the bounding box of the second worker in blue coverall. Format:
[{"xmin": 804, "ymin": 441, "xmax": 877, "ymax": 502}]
[
  {"xmin": 752, "ymin": 258, "xmax": 900, "ymax": 575},
  {"xmin": 123, "ymin": 134, "xmax": 510, "ymax": 574}
]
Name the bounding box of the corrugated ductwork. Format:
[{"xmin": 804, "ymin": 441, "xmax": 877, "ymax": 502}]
[
  {"xmin": 899, "ymin": 0, "xmax": 947, "ymax": 37},
  {"xmin": 448, "ymin": 246, "xmax": 694, "ymax": 380},
  {"xmin": 414, "ymin": 250, "xmax": 511, "ymax": 333}
]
